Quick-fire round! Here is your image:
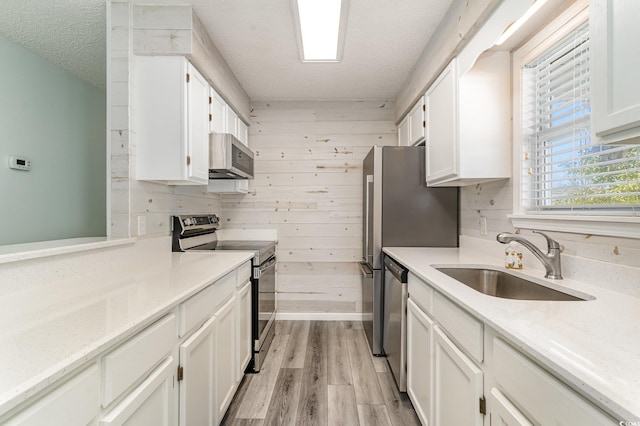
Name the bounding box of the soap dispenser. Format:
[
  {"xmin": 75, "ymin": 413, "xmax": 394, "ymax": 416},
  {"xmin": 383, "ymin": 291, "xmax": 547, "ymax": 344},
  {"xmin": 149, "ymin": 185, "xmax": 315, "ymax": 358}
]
[{"xmin": 505, "ymin": 242, "xmax": 523, "ymax": 269}]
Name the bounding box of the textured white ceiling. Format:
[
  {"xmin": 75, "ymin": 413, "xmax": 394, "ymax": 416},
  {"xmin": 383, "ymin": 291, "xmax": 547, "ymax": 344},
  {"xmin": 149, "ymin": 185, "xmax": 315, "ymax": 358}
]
[
  {"xmin": 137, "ymin": 0, "xmax": 454, "ymax": 101},
  {"xmin": 0, "ymin": 0, "xmax": 453, "ymax": 99},
  {"xmin": 0, "ymin": 0, "xmax": 106, "ymax": 90}
]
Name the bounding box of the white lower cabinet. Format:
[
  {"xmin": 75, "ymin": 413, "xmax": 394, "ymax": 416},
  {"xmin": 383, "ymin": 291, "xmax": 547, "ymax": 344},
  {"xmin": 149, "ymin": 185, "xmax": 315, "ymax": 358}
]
[
  {"xmin": 236, "ymin": 280, "xmax": 252, "ymax": 383},
  {"xmin": 1, "ymin": 262, "xmax": 254, "ymax": 426},
  {"xmin": 433, "ymin": 326, "xmax": 484, "ymax": 426},
  {"xmin": 493, "ymin": 338, "xmax": 616, "ymax": 426},
  {"xmin": 179, "ymin": 315, "xmax": 217, "ymax": 426},
  {"xmin": 489, "ymin": 388, "xmax": 532, "ymax": 426},
  {"xmin": 3, "ymin": 364, "xmax": 100, "ymax": 426},
  {"xmin": 100, "ymin": 356, "xmax": 178, "ymax": 426},
  {"xmin": 405, "ymin": 273, "xmax": 619, "ymax": 426},
  {"xmin": 102, "ymin": 314, "xmax": 177, "ymax": 407},
  {"xmin": 214, "ymin": 296, "xmax": 237, "ymax": 421},
  {"xmin": 407, "ymin": 298, "xmax": 434, "ymax": 426}
]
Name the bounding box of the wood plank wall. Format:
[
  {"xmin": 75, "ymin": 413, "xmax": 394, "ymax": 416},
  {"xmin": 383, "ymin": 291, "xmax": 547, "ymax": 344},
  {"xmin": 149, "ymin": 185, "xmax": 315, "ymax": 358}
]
[
  {"xmin": 221, "ymin": 101, "xmax": 396, "ymax": 315},
  {"xmin": 109, "ymin": 2, "xmax": 250, "ymax": 238}
]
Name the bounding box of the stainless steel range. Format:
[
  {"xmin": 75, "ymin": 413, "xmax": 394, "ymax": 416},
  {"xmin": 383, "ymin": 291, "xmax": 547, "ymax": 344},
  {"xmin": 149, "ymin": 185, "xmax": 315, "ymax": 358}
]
[{"xmin": 171, "ymin": 214, "xmax": 276, "ymax": 373}]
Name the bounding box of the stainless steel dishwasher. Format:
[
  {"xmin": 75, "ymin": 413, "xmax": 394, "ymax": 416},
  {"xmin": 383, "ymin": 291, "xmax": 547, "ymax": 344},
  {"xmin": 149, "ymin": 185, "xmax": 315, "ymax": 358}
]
[{"xmin": 383, "ymin": 255, "xmax": 409, "ymax": 392}]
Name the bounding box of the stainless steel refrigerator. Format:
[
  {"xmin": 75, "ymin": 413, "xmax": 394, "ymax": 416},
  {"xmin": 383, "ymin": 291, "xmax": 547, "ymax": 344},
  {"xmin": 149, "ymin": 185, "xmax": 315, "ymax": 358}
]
[{"xmin": 359, "ymin": 145, "xmax": 458, "ymax": 355}]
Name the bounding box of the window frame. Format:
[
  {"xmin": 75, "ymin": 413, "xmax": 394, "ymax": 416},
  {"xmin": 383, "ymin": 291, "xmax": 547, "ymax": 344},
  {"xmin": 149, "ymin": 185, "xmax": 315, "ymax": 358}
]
[{"xmin": 510, "ymin": 1, "xmax": 640, "ymax": 239}]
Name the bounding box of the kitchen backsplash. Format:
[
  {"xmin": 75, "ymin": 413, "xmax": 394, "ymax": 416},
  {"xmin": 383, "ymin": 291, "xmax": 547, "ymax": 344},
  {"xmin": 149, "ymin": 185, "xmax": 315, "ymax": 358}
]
[{"xmin": 460, "ymin": 180, "xmax": 640, "ymax": 296}]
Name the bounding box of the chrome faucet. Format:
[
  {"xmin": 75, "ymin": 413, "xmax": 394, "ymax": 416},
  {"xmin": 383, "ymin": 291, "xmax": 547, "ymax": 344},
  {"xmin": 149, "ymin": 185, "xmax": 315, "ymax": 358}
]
[{"xmin": 496, "ymin": 231, "xmax": 563, "ymax": 279}]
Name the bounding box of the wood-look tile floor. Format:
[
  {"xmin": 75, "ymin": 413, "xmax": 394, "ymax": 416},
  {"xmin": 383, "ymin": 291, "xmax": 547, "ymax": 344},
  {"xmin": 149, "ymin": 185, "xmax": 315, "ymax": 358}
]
[{"xmin": 222, "ymin": 321, "xmax": 421, "ymax": 426}]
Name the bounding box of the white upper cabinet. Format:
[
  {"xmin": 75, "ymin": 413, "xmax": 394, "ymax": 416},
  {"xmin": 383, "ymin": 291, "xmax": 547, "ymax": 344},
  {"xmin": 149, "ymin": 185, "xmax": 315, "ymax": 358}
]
[
  {"xmin": 237, "ymin": 119, "xmax": 249, "ymax": 146},
  {"xmin": 135, "ymin": 56, "xmax": 210, "ymax": 185},
  {"xmin": 226, "ymin": 107, "xmax": 238, "ymax": 140},
  {"xmin": 210, "ymin": 88, "xmax": 227, "ymax": 134},
  {"xmin": 398, "ymin": 115, "xmax": 410, "ymax": 146},
  {"xmin": 425, "ymin": 59, "xmax": 458, "ymax": 184},
  {"xmin": 409, "ymin": 97, "xmax": 425, "ymax": 145},
  {"xmin": 591, "ymin": 0, "xmax": 640, "ymax": 144},
  {"xmin": 425, "ymin": 52, "xmax": 511, "ymax": 187},
  {"xmin": 398, "ymin": 97, "xmax": 425, "ymax": 146},
  {"xmin": 187, "ymin": 64, "xmax": 211, "ymax": 183}
]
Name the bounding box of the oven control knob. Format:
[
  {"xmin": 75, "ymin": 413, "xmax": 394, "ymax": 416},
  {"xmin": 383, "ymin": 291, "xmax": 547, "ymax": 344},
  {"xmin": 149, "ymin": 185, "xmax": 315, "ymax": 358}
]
[{"xmin": 184, "ymin": 218, "xmax": 192, "ymax": 226}]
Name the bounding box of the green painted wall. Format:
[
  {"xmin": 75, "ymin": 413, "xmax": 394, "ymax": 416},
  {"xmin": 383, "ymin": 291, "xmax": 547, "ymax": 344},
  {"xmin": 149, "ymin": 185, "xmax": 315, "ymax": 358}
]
[{"xmin": 0, "ymin": 36, "xmax": 106, "ymax": 245}]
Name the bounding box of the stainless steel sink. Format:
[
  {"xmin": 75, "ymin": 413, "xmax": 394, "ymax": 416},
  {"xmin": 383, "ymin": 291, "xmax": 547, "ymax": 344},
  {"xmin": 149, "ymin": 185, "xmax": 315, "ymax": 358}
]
[{"xmin": 435, "ymin": 267, "xmax": 592, "ymax": 301}]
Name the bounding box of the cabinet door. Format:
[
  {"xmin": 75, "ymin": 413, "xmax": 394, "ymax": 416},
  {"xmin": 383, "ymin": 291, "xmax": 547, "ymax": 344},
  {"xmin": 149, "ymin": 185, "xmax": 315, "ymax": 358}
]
[
  {"xmin": 215, "ymin": 296, "xmax": 237, "ymax": 421},
  {"xmin": 210, "ymin": 88, "xmax": 227, "ymax": 134},
  {"xmin": 186, "ymin": 63, "xmax": 210, "ymax": 184},
  {"xmin": 407, "ymin": 298, "xmax": 434, "ymax": 426},
  {"xmin": 409, "ymin": 97, "xmax": 425, "ymax": 145},
  {"xmin": 398, "ymin": 116, "xmax": 410, "ymax": 146},
  {"xmin": 237, "ymin": 120, "xmax": 249, "ymax": 146},
  {"xmin": 100, "ymin": 356, "xmax": 177, "ymax": 426},
  {"xmin": 591, "ymin": 0, "xmax": 640, "ymax": 143},
  {"xmin": 179, "ymin": 315, "xmax": 216, "ymax": 426},
  {"xmin": 236, "ymin": 280, "xmax": 252, "ymax": 382},
  {"xmin": 226, "ymin": 108, "xmax": 238, "ymax": 139},
  {"xmin": 425, "ymin": 59, "xmax": 458, "ymax": 185},
  {"xmin": 433, "ymin": 326, "xmax": 483, "ymax": 426},
  {"xmin": 489, "ymin": 388, "xmax": 532, "ymax": 426}
]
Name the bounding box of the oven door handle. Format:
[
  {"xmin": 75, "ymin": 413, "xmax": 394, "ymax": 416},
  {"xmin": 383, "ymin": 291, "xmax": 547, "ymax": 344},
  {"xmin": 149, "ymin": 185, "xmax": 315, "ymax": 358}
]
[{"xmin": 255, "ymin": 256, "xmax": 276, "ymax": 279}]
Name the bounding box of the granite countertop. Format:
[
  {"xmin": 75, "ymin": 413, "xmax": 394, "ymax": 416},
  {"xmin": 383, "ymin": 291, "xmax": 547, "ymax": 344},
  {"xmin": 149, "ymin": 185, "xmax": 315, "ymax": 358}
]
[
  {"xmin": 0, "ymin": 250, "xmax": 253, "ymax": 417},
  {"xmin": 383, "ymin": 246, "xmax": 640, "ymax": 422}
]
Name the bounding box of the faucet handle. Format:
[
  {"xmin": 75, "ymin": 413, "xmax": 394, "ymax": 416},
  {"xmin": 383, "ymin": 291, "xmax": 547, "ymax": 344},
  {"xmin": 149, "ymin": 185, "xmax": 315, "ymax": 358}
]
[{"xmin": 533, "ymin": 231, "xmax": 560, "ymax": 251}]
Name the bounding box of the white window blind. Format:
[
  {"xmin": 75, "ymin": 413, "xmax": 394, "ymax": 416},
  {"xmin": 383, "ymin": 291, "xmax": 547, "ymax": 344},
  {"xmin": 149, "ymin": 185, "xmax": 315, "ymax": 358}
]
[{"xmin": 521, "ymin": 22, "xmax": 640, "ymax": 212}]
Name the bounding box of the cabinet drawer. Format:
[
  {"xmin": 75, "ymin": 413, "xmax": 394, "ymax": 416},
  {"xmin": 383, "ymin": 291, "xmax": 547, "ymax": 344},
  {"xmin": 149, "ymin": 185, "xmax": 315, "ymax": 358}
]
[
  {"xmin": 100, "ymin": 356, "xmax": 177, "ymax": 426},
  {"xmin": 432, "ymin": 292, "xmax": 483, "ymax": 362},
  {"xmin": 493, "ymin": 338, "xmax": 617, "ymax": 425},
  {"xmin": 214, "ymin": 271, "xmax": 236, "ymax": 309},
  {"xmin": 4, "ymin": 364, "xmax": 99, "ymax": 426},
  {"xmin": 179, "ymin": 284, "xmax": 216, "ymax": 337},
  {"xmin": 408, "ymin": 272, "xmax": 433, "ymax": 315},
  {"xmin": 237, "ymin": 261, "xmax": 251, "ymax": 287},
  {"xmin": 102, "ymin": 314, "xmax": 177, "ymax": 407}
]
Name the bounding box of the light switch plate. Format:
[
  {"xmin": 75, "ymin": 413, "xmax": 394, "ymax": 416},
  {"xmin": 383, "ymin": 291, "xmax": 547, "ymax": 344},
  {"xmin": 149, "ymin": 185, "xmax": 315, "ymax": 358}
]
[
  {"xmin": 480, "ymin": 216, "xmax": 487, "ymax": 236},
  {"xmin": 137, "ymin": 216, "xmax": 146, "ymax": 236}
]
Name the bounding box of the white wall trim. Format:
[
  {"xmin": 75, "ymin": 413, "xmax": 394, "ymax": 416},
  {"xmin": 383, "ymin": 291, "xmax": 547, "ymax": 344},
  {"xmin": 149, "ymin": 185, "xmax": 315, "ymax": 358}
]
[
  {"xmin": 0, "ymin": 237, "xmax": 137, "ymax": 265},
  {"xmin": 276, "ymin": 312, "xmax": 364, "ymax": 321}
]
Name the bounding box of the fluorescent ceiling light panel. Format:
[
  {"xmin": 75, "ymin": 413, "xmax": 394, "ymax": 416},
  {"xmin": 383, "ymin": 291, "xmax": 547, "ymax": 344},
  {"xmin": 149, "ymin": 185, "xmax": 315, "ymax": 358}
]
[
  {"xmin": 495, "ymin": 0, "xmax": 549, "ymax": 46},
  {"xmin": 292, "ymin": 0, "xmax": 349, "ymax": 62}
]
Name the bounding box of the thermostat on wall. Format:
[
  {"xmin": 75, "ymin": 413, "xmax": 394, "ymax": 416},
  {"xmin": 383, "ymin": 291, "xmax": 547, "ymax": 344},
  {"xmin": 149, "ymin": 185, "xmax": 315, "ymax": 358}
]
[{"xmin": 9, "ymin": 156, "xmax": 32, "ymax": 171}]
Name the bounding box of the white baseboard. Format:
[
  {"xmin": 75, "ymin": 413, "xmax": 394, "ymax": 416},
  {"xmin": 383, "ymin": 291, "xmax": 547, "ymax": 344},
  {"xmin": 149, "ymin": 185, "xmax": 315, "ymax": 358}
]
[{"xmin": 276, "ymin": 312, "xmax": 364, "ymax": 321}]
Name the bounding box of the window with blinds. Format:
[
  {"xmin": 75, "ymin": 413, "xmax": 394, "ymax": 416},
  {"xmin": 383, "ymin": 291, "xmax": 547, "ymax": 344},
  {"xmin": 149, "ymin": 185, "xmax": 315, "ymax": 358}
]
[{"xmin": 521, "ymin": 22, "xmax": 640, "ymax": 213}]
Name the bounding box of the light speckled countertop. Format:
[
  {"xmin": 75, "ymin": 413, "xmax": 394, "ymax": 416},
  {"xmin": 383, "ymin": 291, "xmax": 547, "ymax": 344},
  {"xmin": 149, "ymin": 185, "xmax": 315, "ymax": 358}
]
[
  {"xmin": 0, "ymin": 250, "xmax": 253, "ymax": 417},
  {"xmin": 383, "ymin": 246, "xmax": 640, "ymax": 422}
]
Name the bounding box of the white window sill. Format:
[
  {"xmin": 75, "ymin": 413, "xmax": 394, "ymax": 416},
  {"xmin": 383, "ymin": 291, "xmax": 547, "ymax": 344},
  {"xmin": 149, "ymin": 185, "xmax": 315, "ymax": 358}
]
[{"xmin": 508, "ymin": 214, "xmax": 640, "ymax": 239}]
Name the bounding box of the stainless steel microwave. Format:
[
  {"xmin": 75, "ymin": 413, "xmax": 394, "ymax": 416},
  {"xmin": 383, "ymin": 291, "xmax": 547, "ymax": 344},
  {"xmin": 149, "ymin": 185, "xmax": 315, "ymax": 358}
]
[{"xmin": 208, "ymin": 133, "xmax": 254, "ymax": 179}]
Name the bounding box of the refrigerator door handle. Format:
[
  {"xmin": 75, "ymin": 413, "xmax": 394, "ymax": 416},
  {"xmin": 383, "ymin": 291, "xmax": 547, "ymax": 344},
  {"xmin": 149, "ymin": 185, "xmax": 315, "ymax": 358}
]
[{"xmin": 365, "ymin": 174, "xmax": 373, "ymax": 264}]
